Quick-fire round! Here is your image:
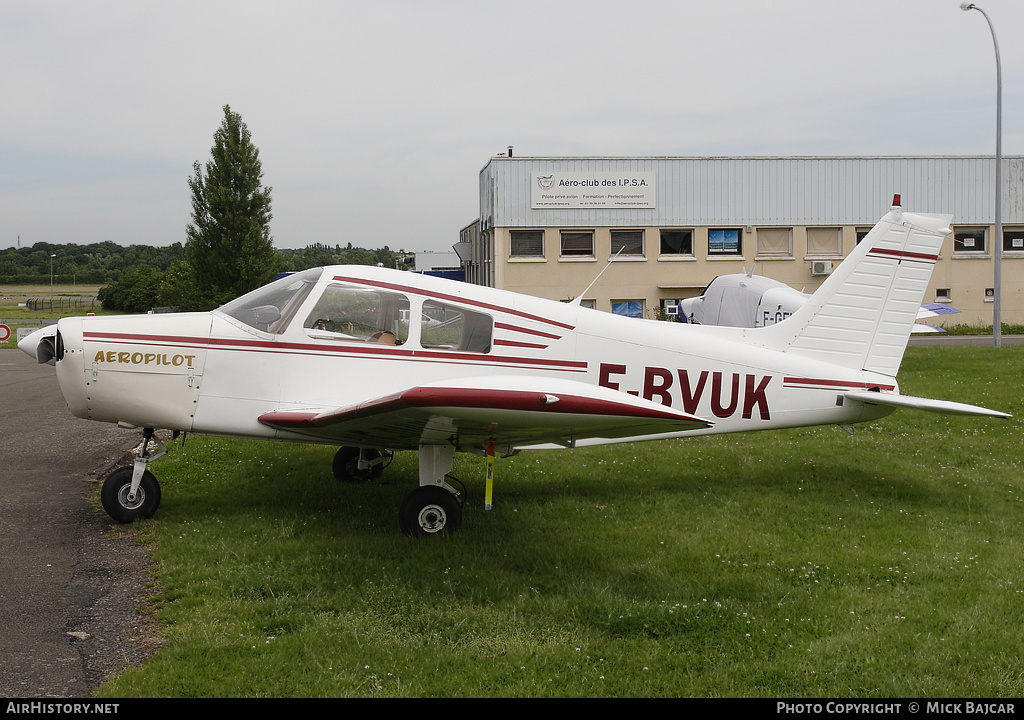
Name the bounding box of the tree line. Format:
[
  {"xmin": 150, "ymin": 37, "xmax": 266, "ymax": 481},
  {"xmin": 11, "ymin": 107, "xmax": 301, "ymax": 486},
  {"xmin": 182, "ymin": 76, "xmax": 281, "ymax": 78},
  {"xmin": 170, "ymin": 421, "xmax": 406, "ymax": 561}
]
[
  {"xmin": 0, "ymin": 241, "xmax": 186, "ymax": 285},
  {"xmin": 1, "ymin": 239, "xmax": 406, "ymax": 312},
  {"xmin": 0, "ymin": 242, "xmax": 403, "ymax": 285},
  {"xmin": 95, "ymin": 243, "xmax": 405, "ymax": 313},
  {"xmin": 2, "ymin": 106, "xmax": 411, "ymax": 314}
]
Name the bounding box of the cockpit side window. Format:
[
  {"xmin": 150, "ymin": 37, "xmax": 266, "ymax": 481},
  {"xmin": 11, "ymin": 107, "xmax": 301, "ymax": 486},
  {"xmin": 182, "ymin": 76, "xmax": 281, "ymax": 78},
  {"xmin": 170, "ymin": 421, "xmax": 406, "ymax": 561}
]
[
  {"xmin": 420, "ymin": 300, "xmax": 492, "ymax": 352},
  {"xmin": 218, "ymin": 268, "xmax": 323, "ymax": 333},
  {"xmin": 303, "ymin": 285, "xmax": 410, "ymax": 345}
]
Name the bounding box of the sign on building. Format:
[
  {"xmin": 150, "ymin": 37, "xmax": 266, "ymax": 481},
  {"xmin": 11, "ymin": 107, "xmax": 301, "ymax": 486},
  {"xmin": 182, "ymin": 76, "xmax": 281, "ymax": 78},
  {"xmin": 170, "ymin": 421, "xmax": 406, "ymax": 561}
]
[{"xmin": 531, "ymin": 172, "xmax": 656, "ymax": 209}]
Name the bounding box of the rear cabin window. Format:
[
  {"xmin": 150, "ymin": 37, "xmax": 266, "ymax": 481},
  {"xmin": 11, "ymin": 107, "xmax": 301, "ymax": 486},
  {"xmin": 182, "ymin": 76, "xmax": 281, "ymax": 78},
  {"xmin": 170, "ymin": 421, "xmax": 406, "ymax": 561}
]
[
  {"xmin": 303, "ymin": 285, "xmax": 410, "ymax": 345},
  {"xmin": 420, "ymin": 300, "xmax": 492, "ymax": 352}
]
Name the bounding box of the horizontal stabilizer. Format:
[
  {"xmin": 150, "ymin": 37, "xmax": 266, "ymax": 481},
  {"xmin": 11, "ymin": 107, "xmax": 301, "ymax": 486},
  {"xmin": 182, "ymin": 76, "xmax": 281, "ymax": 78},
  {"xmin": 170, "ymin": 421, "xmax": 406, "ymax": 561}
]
[{"xmin": 844, "ymin": 391, "xmax": 1010, "ymax": 419}]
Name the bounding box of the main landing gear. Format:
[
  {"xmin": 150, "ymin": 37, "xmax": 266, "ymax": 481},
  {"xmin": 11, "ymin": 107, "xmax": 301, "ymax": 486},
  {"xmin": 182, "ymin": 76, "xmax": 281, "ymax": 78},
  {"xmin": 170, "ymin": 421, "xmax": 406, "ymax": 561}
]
[
  {"xmin": 335, "ymin": 444, "xmax": 468, "ymax": 536},
  {"xmin": 399, "ymin": 485, "xmax": 463, "ymax": 536},
  {"xmin": 399, "ymin": 445, "xmax": 464, "ymax": 537},
  {"xmin": 332, "ymin": 446, "xmax": 391, "ymax": 483},
  {"xmin": 101, "ymin": 427, "xmax": 165, "ymax": 523}
]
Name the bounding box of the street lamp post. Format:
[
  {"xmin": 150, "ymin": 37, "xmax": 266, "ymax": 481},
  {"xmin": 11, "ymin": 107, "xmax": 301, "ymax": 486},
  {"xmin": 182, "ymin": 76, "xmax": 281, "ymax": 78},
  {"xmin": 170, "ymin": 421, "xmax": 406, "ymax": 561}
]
[
  {"xmin": 960, "ymin": 2, "xmax": 1002, "ymax": 347},
  {"xmin": 50, "ymin": 254, "xmax": 56, "ymax": 304}
]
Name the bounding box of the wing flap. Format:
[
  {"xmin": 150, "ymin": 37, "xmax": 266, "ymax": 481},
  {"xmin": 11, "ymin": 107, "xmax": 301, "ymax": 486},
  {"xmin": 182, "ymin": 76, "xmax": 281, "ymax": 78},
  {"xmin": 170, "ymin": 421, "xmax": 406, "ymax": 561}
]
[{"xmin": 259, "ymin": 375, "xmax": 712, "ymax": 449}]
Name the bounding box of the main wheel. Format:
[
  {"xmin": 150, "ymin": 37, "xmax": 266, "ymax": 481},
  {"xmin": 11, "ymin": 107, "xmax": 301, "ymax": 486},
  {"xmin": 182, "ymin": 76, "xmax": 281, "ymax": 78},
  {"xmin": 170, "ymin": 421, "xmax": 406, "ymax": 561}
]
[
  {"xmin": 100, "ymin": 466, "xmax": 161, "ymax": 523},
  {"xmin": 399, "ymin": 486, "xmax": 462, "ymax": 536},
  {"xmin": 332, "ymin": 446, "xmax": 384, "ymax": 483}
]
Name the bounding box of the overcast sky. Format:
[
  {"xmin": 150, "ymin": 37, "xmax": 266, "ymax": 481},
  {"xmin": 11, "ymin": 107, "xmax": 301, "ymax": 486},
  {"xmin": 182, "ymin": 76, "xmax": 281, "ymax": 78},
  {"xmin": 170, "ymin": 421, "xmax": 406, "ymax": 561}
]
[{"xmin": 2, "ymin": 0, "xmax": 1022, "ymax": 253}]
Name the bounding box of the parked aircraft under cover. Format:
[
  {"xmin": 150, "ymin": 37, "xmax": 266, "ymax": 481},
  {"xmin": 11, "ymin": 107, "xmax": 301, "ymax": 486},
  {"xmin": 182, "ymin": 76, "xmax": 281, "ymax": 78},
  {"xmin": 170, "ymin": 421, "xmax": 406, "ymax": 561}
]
[{"xmin": 676, "ymin": 268, "xmax": 960, "ymax": 331}]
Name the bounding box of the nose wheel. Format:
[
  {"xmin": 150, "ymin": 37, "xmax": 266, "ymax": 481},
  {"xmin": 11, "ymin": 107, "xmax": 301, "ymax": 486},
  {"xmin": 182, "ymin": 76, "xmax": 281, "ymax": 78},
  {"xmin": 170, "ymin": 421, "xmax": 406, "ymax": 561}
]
[
  {"xmin": 100, "ymin": 427, "xmax": 165, "ymax": 523},
  {"xmin": 101, "ymin": 466, "xmax": 161, "ymax": 523}
]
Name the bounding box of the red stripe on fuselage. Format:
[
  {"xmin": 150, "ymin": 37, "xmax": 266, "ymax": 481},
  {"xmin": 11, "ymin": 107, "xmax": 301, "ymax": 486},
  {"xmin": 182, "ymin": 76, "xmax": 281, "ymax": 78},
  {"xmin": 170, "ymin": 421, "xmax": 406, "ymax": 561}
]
[
  {"xmin": 494, "ymin": 322, "xmax": 562, "ymax": 340},
  {"xmin": 83, "ymin": 331, "xmax": 587, "ymax": 372},
  {"xmin": 494, "ymin": 339, "xmax": 548, "ymax": 349}
]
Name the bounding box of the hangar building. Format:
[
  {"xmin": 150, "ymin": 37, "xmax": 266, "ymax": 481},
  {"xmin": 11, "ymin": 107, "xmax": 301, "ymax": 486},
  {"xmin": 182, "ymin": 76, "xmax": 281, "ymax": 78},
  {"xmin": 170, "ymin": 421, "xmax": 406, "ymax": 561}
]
[{"xmin": 457, "ymin": 156, "xmax": 1024, "ymax": 327}]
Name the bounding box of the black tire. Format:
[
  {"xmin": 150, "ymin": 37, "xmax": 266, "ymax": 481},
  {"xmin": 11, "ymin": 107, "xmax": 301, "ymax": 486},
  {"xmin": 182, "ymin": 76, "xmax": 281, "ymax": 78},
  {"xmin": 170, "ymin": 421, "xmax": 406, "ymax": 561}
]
[
  {"xmin": 332, "ymin": 446, "xmax": 384, "ymax": 482},
  {"xmin": 399, "ymin": 486, "xmax": 462, "ymax": 536},
  {"xmin": 100, "ymin": 466, "xmax": 161, "ymax": 523}
]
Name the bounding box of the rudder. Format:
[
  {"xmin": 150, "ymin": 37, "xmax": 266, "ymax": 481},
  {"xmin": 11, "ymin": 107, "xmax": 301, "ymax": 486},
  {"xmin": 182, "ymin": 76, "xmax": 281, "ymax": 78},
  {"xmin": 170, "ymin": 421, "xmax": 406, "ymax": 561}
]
[{"xmin": 766, "ymin": 200, "xmax": 952, "ymax": 377}]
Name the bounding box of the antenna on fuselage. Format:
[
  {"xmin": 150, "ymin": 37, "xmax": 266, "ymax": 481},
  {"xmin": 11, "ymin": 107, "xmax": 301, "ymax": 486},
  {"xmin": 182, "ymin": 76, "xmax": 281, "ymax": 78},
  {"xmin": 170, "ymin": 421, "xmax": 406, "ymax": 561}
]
[{"xmin": 570, "ymin": 247, "xmax": 623, "ymax": 306}]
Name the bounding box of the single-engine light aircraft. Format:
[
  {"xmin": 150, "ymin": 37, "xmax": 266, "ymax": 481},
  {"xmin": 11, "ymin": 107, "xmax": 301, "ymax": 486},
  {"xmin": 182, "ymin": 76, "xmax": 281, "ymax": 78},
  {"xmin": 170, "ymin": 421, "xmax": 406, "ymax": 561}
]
[
  {"xmin": 19, "ymin": 198, "xmax": 1009, "ymax": 535},
  {"xmin": 677, "ymin": 268, "xmax": 960, "ymax": 332}
]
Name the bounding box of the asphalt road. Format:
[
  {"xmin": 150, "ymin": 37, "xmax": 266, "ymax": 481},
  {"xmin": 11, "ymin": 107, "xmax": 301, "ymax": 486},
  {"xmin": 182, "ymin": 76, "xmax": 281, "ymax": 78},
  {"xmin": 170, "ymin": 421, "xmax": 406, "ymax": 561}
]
[
  {"xmin": 908, "ymin": 333, "xmax": 1024, "ymax": 347},
  {"xmin": 0, "ymin": 349, "xmax": 154, "ymax": 697}
]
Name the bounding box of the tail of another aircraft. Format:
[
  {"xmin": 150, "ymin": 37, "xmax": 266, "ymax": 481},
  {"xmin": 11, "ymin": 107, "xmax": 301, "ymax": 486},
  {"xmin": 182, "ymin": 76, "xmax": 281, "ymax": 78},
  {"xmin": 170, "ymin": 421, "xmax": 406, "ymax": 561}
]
[{"xmin": 763, "ymin": 197, "xmax": 952, "ymax": 377}]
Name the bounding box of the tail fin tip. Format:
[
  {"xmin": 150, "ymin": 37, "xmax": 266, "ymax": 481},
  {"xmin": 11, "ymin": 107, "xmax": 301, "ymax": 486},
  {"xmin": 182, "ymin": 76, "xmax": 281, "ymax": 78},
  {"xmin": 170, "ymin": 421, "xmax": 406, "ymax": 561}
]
[{"xmin": 774, "ymin": 203, "xmax": 951, "ymax": 377}]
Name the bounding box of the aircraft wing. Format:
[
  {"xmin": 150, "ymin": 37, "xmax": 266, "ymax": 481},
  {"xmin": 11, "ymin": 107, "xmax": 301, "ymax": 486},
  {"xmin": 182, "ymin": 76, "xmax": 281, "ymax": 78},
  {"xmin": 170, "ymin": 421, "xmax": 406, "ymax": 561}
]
[
  {"xmin": 844, "ymin": 391, "xmax": 1010, "ymax": 418},
  {"xmin": 258, "ymin": 375, "xmax": 713, "ymax": 450}
]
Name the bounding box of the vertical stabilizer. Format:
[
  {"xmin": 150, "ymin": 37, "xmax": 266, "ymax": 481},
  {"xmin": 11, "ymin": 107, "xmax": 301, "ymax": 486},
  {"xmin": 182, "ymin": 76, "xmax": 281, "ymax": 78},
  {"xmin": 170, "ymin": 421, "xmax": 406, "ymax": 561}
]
[{"xmin": 768, "ymin": 200, "xmax": 952, "ymax": 377}]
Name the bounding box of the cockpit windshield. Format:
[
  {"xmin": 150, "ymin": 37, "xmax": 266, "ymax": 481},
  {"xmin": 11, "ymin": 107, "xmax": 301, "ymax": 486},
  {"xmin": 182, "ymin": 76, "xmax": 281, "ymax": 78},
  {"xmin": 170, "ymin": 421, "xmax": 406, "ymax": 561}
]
[{"xmin": 217, "ymin": 268, "xmax": 323, "ymax": 333}]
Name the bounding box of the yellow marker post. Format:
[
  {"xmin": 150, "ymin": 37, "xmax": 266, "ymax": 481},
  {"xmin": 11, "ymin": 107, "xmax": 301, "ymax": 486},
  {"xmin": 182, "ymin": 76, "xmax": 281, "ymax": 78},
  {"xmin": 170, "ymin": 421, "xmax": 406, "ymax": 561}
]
[{"xmin": 485, "ymin": 442, "xmax": 495, "ymax": 510}]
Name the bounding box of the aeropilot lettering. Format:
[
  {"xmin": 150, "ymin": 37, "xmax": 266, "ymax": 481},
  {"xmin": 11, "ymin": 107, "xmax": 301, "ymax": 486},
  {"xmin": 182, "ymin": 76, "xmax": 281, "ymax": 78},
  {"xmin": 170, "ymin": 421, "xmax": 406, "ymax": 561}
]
[
  {"xmin": 598, "ymin": 363, "xmax": 772, "ymax": 420},
  {"xmin": 93, "ymin": 351, "xmax": 196, "ymax": 367}
]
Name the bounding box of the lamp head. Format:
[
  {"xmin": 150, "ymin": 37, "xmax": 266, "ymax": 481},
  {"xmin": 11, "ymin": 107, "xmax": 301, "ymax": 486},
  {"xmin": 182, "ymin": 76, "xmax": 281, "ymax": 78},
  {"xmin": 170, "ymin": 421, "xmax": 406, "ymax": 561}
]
[{"xmin": 960, "ymin": 2, "xmax": 975, "ymax": 10}]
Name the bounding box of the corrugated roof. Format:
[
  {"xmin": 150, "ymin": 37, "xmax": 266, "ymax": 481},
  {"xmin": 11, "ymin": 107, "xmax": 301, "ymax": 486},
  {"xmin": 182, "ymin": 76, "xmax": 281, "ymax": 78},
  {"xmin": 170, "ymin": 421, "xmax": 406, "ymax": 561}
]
[{"xmin": 479, "ymin": 156, "xmax": 1024, "ymax": 228}]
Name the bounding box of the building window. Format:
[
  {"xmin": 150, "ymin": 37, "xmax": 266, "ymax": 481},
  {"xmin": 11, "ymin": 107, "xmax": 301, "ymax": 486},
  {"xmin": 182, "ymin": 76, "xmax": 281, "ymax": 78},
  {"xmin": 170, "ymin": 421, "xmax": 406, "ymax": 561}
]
[
  {"xmin": 936, "ymin": 288, "xmax": 951, "ymax": 302},
  {"xmin": 1003, "ymin": 227, "xmax": 1024, "ymax": 252},
  {"xmin": 756, "ymin": 228, "xmax": 792, "ymax": 257},
  {"xmin": 660, "ymin": 229, "xmax": 693, "ymax": 256},
  {"xmin": 806, "ymin": 227, "xmax": 841, "ymax": 257},
  {"xmin": 954, "ymin": 227, "xmax": 987, "ymax": 253},
  {"xmin": 708, "ymin": 229, "xmax": 741, "ymax": 256},
  {"xmin": 560, "ymin": 230, "xmax": 594, "ymax": 257},
  {"xmin": 611, "ymin": 229, "xmax": 643, "ymax": 256},
  {"xmin": 855, "ymin": 228, "xmax": 872, "ymax": 245},
  {"xmin": 509, "ymin": 230, "xmax": 544, "ymax": 258},
  {"xmin": 611, "ymin": 300, "xmax": 644, "ymax": 318},
  {"xmin": 660, "ymin": 298, "xmax": 682, "ymax": 321}
]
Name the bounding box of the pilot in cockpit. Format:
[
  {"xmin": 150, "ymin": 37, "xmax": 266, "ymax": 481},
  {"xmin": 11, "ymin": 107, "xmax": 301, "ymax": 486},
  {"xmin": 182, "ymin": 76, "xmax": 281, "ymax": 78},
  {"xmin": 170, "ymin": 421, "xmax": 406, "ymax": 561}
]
[{"xmin": 371, "ymin": 330, "xmax": 399, "ymax": 345}]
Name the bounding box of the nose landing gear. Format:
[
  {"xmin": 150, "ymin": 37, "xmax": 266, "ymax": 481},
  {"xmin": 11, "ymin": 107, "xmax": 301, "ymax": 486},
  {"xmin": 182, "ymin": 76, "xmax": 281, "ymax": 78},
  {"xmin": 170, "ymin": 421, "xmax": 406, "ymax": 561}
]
[{"xmin": 100, "ymin": 428, "xmax": 165, "ymax": 523}]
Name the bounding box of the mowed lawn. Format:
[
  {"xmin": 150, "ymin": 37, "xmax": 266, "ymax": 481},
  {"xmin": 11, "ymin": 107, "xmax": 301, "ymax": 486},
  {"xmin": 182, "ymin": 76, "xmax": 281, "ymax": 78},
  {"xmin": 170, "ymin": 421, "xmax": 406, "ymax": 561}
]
[{"xmin": 96, "ymin": 345, "xmax": 1023, "ymax": 698}]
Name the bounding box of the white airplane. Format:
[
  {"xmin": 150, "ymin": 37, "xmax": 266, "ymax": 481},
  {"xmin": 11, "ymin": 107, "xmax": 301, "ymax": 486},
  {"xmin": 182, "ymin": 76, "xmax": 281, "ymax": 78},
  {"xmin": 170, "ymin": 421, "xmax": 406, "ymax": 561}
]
[
  {"xmin": 20, "ymin": 198, "xmax": 1009, "ymax": 535},
  {"xmin": 676, "ymin": 269, "xmax": 960, "ymax": 332}
]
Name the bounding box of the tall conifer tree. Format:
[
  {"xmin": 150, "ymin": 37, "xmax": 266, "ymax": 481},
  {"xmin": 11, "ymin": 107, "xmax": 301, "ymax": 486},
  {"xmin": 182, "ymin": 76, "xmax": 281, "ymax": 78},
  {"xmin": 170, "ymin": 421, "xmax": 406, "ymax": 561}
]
[{"xmin": 185, "ymin": 105, "xmax": 278, "ymax": 307}]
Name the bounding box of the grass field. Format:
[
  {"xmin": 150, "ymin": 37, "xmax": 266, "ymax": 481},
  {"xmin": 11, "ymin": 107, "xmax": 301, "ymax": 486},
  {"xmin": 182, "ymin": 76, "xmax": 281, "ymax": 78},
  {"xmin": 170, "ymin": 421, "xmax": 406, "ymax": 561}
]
[{"xmin": 86, "ymin": 345, "xmax": 1023, "ymax": 698}]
